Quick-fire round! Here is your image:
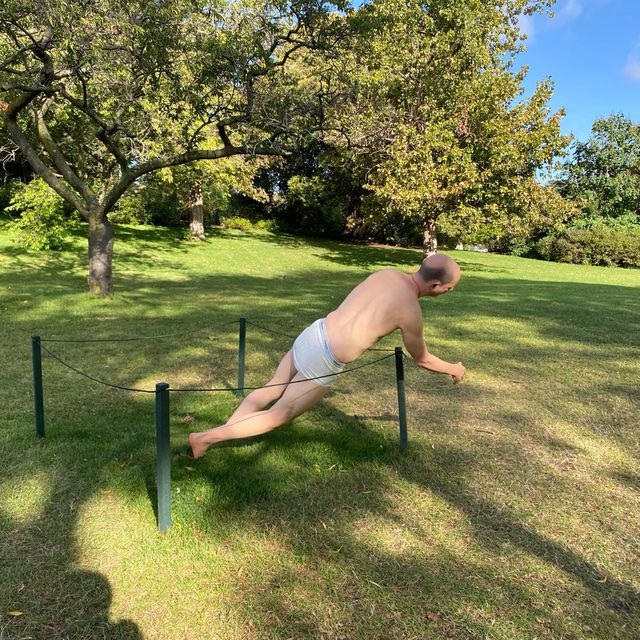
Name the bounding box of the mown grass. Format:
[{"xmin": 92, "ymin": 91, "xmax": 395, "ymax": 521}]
[{"xmin": 0, "ymin": 220, "xmax": 638, "ymax": 640}]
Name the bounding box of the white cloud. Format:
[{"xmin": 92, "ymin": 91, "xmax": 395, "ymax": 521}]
[
  {"xmin": 555, "ymin": 0, "xmax": 583, "ymax": 26},
  {"xmin": 622, "ymin": 55, "xmax": 640, "ymax": 83},
  {"xmin": 518, "ymin": 14, "xmax": 536, "ymax": 41},
  {"xmin": 523, "ymin": 0, "xmax": 582, "ymax": 38}
]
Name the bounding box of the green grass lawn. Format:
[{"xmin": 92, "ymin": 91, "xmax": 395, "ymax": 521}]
[{"xmin": 0, "ymin": 221, "xmax": 638, "ymax": 640}]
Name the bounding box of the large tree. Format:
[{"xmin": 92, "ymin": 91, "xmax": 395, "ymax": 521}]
[
  {"xmin": 0, "ymin": 0, "xmax": 344, "ymax": 294},
  {"xmin": 334, "ymin": 0, "xmax": 569, "ymax": 253},
  {"xmin": 556, "ymin": 113, "xmax": 640, "ymax": 229}
]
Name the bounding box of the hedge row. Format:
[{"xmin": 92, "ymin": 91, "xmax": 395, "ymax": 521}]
[{"xmin": 536, "ymin": 227, "xmax": 640, "ymax": 268}]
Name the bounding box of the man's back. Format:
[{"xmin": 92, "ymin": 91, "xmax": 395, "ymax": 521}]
[{"xmin": 325, "ymin": 269, "xmax": 421, "ymax": 363}]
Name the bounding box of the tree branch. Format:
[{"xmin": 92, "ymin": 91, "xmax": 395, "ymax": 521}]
[
  {"xmin": 2, "ymin": 110, "xmax": 89, "ymax": 218},
  {"xmin": 250, "ymin": 42, "xmax": 306, "ymax": 78},
  {"xmin": 217, "ymin": 123, "xmax": 232, "ymax": 148},
  {"xmin": 101, "ymin": 142, "xmax": 285, "ymax": 214},
  {"xmin": 34, "ymin": 103, "xmax": 98, "ymax": 205},
  {"xmin": 58, "ymin": 87, "xmax": 131, "ymax": 172},
  {"xmin": 0, "ymin": 43, "xmax": 37, "ymax": 71},
  {"xmin": 187, "ymin": 113, "xmax": 218, "ymax": 149}
]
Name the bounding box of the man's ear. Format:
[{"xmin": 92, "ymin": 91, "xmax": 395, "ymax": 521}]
[{"xmin": 430, "ymin": 280, "xmax": 442, "ymax": 290}]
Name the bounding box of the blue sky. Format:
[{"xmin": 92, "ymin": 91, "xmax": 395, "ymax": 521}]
[{"xmin": 518, "ymin": 0, "xmax": 640, "ymax": 143}]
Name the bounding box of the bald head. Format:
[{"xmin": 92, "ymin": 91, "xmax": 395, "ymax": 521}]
[{"xmin": 416, "ymin": 254, "xmax": 461, "ymax": 295}]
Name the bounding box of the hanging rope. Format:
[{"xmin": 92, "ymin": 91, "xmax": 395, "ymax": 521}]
[
  {"xmin": 171, "ymin": 353, "xmax": 396, "ymax": 392},
  {"xmin": 40, "ymin": 344, "xmax": 156, "ymax": 393},
  {"xmin": 40, "ymin": 345, "xmax": 396, "ymax": 394}
]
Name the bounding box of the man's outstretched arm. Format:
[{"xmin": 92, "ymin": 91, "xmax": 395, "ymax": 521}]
[{"xmin": 400, "ymin": 317, "xmax": 465, "ymax": 383}]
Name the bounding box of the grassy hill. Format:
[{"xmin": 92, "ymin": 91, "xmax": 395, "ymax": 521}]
[{"xmin": 1, "ymin": 222, "xmax": 638, "ymax": 639}]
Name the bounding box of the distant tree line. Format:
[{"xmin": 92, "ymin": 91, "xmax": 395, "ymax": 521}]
[{"xmin": 2, "ymin": 1, "xmax": 638, "ymax": 295}]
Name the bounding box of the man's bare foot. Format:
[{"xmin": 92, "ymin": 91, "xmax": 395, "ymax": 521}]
[{"xmin": 189, "ymin": 432, "xmax": 209, "ymax": 459}]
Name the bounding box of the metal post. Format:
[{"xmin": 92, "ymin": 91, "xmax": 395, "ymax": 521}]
[
  {"xmin": 32, "ymin": 336, "xmax": 45, "ymax": 439},
  {"xmin": 395, "ymin": 347, "xmax": 408, "ymax": 451},
  {"xmin": 155, "ymin": 382, "xmax": 171, "ymax": 533},
  {"xmin": 236, "ymin": 316, "xmax": 246, "ymax": 397}
]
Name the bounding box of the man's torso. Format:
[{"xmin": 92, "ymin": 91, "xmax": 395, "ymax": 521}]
[{"xmin": 324, "ymin": 269, "xmax": 421, "ymax": 363}]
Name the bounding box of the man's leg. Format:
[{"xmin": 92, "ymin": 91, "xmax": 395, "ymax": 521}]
[
  {"xmin": 189, "ymin": 375, "xmax": 327, "ymax": 458},
  {"xmin": 227, "ymin": 349, "xmax": 296, "ymax": 423}
]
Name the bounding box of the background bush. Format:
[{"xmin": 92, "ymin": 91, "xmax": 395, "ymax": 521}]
[
  {"xmin": 536, "ymin": 227, "xmax": 640, "ymax": 267},
  {"xmin": 6, "ymin": 178, "xmax": 74, "ymax": 250},
  {"xmin": 219, "ymin": 216, "xmax": 278, "ymax": 232}
]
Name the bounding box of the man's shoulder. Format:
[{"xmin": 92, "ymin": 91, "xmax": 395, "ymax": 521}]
[{"xmin": 372, "ymin": 268, "xmax": 405, "ymax": 279}]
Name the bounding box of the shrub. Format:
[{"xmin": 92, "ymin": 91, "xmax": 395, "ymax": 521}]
[
  {"xmin": 254, "ymin": 219, "xmax": 278, "ymax": 232},
  {"xmin": 220, "ymin": 215, "xmax": 253, "ymax": 230},
  {"xmin": 0, "ymin": 180, "xmax": 19, "ymax": 215},
  {"xmin": 275, "ymin": 176, "xmax": 346, "ymax": 237},
  {"xmin": 219, "ymin": 216, "xmax": 277, "ymax": 232},
  {"xmin": 346, "ymin": 194, "xmax": 422, "ymax": 246},
  {"xmin": 108, "ymin": 191, "xmax": 152, "ymax": 224},
  {"xmin": 536, "ymin": 227, "xmax": 640, "ymax": 267},
  {"xmin": 6, "ymin": 178, "xmax": 72, "ymax": 250},
  {"xmin": 493, "ymin": 236, "xmax": 538, "ymax": 257}
]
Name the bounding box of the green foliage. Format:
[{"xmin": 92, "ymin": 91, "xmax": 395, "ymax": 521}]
[
  {"xmin": 349, "ymin": 193, "xmax": 421, "ymax": 246},
  {"xmin": 252, "ymin": 145, "xmax": 360, "ymax": 238},
  {"xmin": 1, "ymin": 0, "xmax": 350, "ymax": 291},
  {"xmin": 6, "ymin": 178, "xmax": 72, "ymax": 250},
  {"xmin": 557, "ymin": 114, "xmax": 640, "ymax": 229},
  {"xmin": 276, "ymin": 175, "xmax": 347, "ymax": 237},
  {"xmin": 220, "ymin": 215, "xmax": 278, "ymax": 232},
  {"xmin": 107, "ymin": 190, "xmax": 153, "ymax": 225},
  {"xmin": 484, "ymin": 181, "xmax": 579, "ymax": 255},
  {"xmin": 0, "ymin": 179, "xmax": 19, "ymax": 214},
  {"xmin": 169, "ymin": 157, "xmax": 271, "ymax": 226},
  {"xmin": 338, "ymin": 0, "xmax": 569, "ymax": 250},
  {"xmin": 536, "ymin": 227, "xmax": 640, "ymax": 267},
  {"xmin": 105, "ymin": 157, "xmax": 272, "ymax": 228}
]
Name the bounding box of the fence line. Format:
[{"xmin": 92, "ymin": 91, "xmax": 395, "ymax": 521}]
[
  {"xmin": 40, "ymin": 344, "xmax": 396, "ymax": 393},
  {"xmin": 39, "ymin": 317, "xmax": 401, "ymax": 354}
]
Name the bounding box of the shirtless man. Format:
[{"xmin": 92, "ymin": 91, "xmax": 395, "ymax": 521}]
[{"xmin": 189, "ymin": 253, "xmax": 465, "ymax": 458}]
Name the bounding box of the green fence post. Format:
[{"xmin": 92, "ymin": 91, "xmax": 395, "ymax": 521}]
[
  {"xmin": 32, "ymin": 336, "xmax": 45, "ymax": 439},
  {"xmin": 395, "ymin": 347, "xmax": 408, "ymax": 451},
  {"xmin": 236, "ymin": 316, "xmax": 246, "ymax": 397},
  {"xmin": 155, "ymin": 382, "xmax": 171, "ymax": 533}
]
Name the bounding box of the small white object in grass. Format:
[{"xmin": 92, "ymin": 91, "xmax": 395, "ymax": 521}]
[{"xmin": 176, "ymin": 487, "xmax": 181, "ymax": 494}]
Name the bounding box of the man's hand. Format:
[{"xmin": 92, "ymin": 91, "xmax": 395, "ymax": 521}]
[{"xmin": 450, "ymin": 362, "xmax": 465, "ymax": 384}]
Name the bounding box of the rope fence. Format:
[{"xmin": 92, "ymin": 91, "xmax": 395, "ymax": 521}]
[{"xmin": 31, "ymin": 316, "xmax": 411, "ymax": 533}]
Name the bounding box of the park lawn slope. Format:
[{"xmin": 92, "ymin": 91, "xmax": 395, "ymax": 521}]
[{"xmin": 0, "ymin": 222, "xmax": 639, "ymax": 640}]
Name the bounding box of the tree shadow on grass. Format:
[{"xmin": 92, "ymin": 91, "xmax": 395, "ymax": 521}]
[
  {"xmin": 0, "ymin": 440, "xmax": 146, "ymax": 640},
  {"xmin": 609, "ymin": 468, "xmax": 640, "ymax": 493},
  {"xmin": 6, "ymin": 390, "xmax": 637, "ymax": 640}
]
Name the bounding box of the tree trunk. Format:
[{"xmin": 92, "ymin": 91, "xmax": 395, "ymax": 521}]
[
  {"xmin": 88, "ymin": 214, "xmax": 115, "ymax": 295},
  {"xmin": 188, "ymin": 183, "xmax": 205, "ymax": 240},
  {"xmin": 423, "ymin": 219, "xmax": 438, "ymax": 256}
]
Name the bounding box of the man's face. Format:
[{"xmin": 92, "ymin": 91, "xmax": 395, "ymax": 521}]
[
  {"xmin": 430, "ymin": 271, "xmax": 460, "ymax": 296},
  {"xmin": 430, "ymin": 283, "xmax": 455, "ymax": 296}
]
